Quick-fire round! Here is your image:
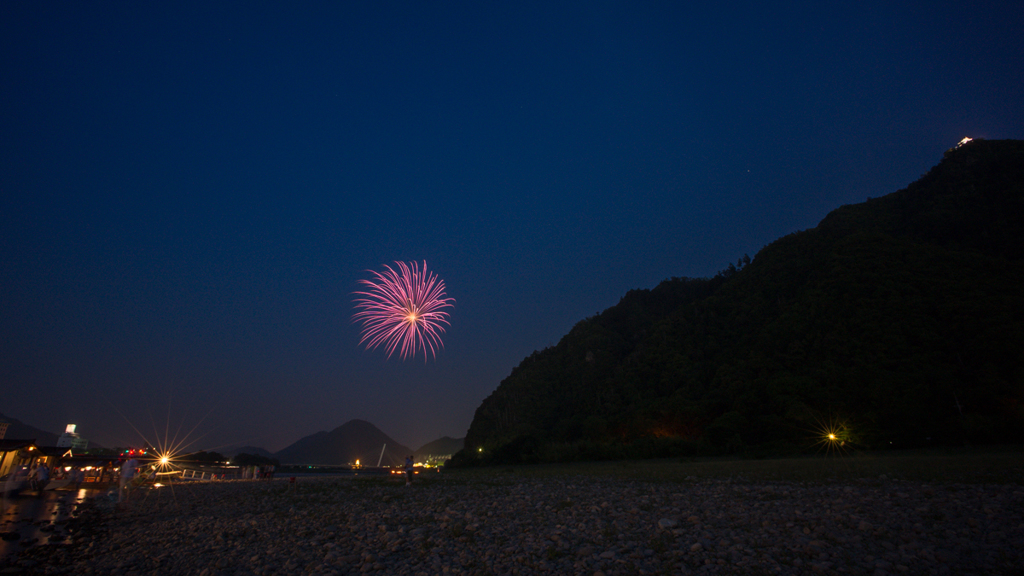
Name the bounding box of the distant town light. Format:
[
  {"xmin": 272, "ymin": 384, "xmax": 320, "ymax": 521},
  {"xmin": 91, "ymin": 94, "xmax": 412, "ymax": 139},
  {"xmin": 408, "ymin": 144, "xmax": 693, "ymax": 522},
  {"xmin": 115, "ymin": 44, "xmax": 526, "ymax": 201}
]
[{"xmin": 956, "ymin": 137, "xmax": 973, "ymax": 148}]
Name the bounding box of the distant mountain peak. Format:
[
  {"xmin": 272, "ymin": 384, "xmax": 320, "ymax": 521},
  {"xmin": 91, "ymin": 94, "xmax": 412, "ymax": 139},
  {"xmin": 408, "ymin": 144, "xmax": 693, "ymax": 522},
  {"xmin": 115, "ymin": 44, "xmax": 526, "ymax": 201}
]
[
  {"xmin": 331, "ymin": 419, "xmax": 376, "ymax": 431},
  {"xmin": 415, "ymin": 436, "xmax": 464, "ymax": 457},
  {"xmin": 275, "ymin": 419, "xmax": 412, "ymax": 466}
]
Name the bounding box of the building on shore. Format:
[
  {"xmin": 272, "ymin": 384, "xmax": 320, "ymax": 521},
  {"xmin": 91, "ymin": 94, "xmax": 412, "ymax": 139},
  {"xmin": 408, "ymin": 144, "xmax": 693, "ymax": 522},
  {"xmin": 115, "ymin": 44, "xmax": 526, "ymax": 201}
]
[
  {"xmin": 56, "ymin": 424, "xmax": 89, "ymax": 450},
  {"xmin": 0, "ymin": 439, "xmax": 38, "ymax": 478},
  {"xmin": 0, "ymin": 421, "xmax": 8, "ymax": 440}
]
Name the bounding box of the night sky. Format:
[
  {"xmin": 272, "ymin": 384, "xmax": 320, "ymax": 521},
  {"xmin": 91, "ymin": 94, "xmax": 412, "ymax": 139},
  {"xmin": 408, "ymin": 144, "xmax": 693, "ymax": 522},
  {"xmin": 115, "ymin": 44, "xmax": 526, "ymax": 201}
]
[{"xmin": 3, "ymin": 2, "xmax": 1022, "ymax": 453}]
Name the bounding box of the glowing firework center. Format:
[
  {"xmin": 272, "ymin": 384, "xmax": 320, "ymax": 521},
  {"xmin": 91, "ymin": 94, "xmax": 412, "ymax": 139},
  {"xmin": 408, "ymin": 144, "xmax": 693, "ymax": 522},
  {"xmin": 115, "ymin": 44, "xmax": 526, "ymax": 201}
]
[{"xmin": 353, "ymin": 261, "xmax": 455, "ymax": 361}]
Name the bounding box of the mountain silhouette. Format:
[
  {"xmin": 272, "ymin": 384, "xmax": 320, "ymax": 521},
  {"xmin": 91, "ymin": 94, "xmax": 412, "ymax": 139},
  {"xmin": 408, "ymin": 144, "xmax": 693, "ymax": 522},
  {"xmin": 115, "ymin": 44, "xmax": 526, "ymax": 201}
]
[
  {"xmin": 223, "ymin": 445, "xmax": 274, "ymax": 458},
  {"xmin": 0, "ymin": 413, "xmax": 61, "ymax": 446},
  {"xmin": 455, "ymin": 139, "xmax": 1024, "ymax": 465},
  {"xmin": 275, "ymin": 419, "xmax": 413, "ymax": 466},
  {"xmin": 414, "ymin": 436, "xmax": 464, "ymax": 459}
]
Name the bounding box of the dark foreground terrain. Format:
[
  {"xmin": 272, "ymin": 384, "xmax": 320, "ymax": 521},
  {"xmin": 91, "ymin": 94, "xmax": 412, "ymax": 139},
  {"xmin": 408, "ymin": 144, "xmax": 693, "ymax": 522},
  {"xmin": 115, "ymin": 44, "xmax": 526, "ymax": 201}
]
[{"xmin": 2, "ymin": 456, "xmax": 1023, "ymax": 576}]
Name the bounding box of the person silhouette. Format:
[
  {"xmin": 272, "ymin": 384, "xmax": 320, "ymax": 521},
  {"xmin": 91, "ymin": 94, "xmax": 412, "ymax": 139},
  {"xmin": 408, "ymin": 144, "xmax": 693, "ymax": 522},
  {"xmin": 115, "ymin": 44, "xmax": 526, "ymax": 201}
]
[
  {"xmin": 31, "ymin": 461, "xmax": 50, "ymax": 496},
  {"xmin": 119, "ymin": 457, "xmax": 138, "ymax": 503}
]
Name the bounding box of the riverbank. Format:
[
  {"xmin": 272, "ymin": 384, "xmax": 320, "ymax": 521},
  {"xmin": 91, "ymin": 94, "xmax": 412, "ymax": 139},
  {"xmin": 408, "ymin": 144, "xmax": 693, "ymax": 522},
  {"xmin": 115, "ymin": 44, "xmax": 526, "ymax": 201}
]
[
  {"xmin": 0, "ymin": 488, "xmax": 98, "ymax": 562},
  {"xmin": 1, "ymin": 470, "xmax": 1022, "ymax": 575}
]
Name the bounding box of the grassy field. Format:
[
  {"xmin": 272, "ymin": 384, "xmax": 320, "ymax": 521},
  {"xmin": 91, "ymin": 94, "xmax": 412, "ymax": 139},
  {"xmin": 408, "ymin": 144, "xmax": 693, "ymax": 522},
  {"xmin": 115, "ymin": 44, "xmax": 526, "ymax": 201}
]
[{"xmin": 443, "ymin": 445, "xmax": 1024, "ymax": 485}]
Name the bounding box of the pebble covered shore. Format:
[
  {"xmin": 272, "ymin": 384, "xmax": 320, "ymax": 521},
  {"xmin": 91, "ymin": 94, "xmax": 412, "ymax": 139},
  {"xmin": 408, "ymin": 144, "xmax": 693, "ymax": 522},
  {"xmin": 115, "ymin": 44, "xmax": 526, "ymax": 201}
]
[{"xmin": 2, "ymin": 474, "xmax": 1022, "ymax": 575}]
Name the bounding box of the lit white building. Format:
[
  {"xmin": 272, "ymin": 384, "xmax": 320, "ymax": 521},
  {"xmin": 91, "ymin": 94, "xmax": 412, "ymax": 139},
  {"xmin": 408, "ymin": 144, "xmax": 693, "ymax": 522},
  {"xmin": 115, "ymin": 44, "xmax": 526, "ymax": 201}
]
[{"xmin": 56, "ymin": 424, "xmax": 89, "ymax": 450}]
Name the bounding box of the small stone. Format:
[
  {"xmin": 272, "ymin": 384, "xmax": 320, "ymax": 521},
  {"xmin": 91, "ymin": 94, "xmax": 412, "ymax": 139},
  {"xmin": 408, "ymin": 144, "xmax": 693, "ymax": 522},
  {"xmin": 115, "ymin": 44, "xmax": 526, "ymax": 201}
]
[
  {"xmin": 690, "ymin": 543, "xmax": 703, "ymax": 552},
  {"xmin": 658, "ymin": 518, "xmax": 678, "ymax": 529},
  {"xmin": 599, "ymin": 550, "xmax": 615, "ymax": 559}
]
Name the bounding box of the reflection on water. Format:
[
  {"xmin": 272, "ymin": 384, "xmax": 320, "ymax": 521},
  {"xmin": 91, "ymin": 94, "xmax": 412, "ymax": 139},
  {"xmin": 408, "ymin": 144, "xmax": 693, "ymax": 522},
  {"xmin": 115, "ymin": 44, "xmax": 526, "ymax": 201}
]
[{"xmin": 0, "ymin": 487, "xmax": 99, "ymax": 562}]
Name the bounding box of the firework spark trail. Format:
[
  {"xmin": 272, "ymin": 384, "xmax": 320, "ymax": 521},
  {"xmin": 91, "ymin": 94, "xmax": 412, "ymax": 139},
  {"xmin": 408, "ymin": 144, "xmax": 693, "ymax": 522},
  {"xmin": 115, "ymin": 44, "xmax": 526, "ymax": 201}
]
[{"xmin": 353, "ymin": 261, "xmax": 455, "ymax": 361}]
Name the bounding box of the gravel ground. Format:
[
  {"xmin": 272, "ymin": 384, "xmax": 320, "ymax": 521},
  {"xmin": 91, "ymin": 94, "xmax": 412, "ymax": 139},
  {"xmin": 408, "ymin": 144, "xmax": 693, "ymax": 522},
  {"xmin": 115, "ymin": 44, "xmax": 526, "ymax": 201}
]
[{"xmin": 2, "ymin": 474, "xmax": 1022, "ymax": 575}]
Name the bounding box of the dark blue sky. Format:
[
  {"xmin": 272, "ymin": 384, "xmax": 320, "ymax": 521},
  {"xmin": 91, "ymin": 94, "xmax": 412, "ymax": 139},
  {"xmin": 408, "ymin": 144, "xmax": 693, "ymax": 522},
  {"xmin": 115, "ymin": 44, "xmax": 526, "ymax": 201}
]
[{"xmin": 2, "ymin": 2, "xmax": 1022, "ymax": 453}]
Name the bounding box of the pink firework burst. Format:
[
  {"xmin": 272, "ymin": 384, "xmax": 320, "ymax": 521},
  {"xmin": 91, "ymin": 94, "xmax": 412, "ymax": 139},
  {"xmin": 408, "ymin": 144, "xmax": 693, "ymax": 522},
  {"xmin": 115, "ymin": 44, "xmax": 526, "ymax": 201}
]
[{"xmin": 353, "ymin": 261, "xmax": 455, "ymax": 361}]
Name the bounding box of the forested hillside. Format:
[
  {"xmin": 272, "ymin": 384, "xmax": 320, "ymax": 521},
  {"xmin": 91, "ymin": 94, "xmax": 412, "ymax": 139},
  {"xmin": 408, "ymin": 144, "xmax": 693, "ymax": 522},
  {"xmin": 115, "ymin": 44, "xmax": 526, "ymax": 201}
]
[{"xmin": 453, "ymin": 139, "xmax": 1024, "ymax": 465}]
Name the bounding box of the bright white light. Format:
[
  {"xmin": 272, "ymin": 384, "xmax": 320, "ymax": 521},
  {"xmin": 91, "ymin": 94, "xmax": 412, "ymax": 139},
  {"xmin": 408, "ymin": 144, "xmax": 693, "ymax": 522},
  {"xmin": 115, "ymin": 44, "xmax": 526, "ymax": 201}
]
[{"xmin": 956, "ymin": 137, "xmax": 973, "ymax": 148}]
